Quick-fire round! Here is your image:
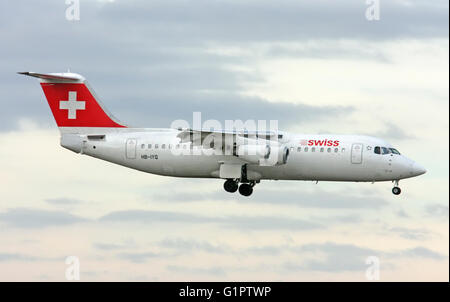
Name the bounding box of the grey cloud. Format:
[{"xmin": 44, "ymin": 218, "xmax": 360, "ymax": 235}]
[
  {"xmin": 99, "ymin": 209, "xmax": 322, "ymax": 231},
  {"xmin": 99, "ymin": 210, "xmax": 214, "ymax": 224},
  {"xmin": 37, "ymin": 274, "xmax": 51, "ymax": 280},
  {"xmin": 167, "ymin": 265, "xmax": 227, "ymax": 276},
  {"xmin": 0, "ymin": 252, "xmax": 63, "ymax": 262},
  {"xmin": 223, "ymin": 215, "xmax": 321, "ymax": 231},
  {"xmin": 396, "ymin": 209, "xmax": 409, "ymax": 218},
  {"xmin": 371, "ymin": 122, "xmax": 414, "ymax": 141},
  {"xmin": 397, "ymin": 247, "xmax": 446, "ymax": 260},
  {"xmin": 114, "ymin": 95, "xmax": 353, "ymax": 130},
  {"xmin": 2, "ymin": 0, "xmax": 447, "ymax": 131},
  {"xmin": 45, "ymin": 197, "xmax": 85, "ymax": 205},
  {"xmin": 288, "ymin": 242, "xmax": 377, "ymax": 272},
  {"xmin": 99, "ymin": 0, "xmax": 448, "ymax": 42},
  {"xmin": 127, "ymin": 275, "xmax": 157, "ymax": 281},
  {"xmin": 112, "ymin": 239, "xmax": 228, "ymax": 263},
  {"xmin": 243, "ymin": 189, "xmax": 388, "ymax": 209},
  {"xmin": 388, "ymin": 227, "xmax": 433, "ymax": 240},
  {"xmin": 265, "ymin": 43, "xmax": 392, "ymax": 63},
  {"xmin": 117, "ymin": 251, "xmax": 161, "ymax": 263},
  {"xmin": 158, "ymin": 238, "xmax": 228, "ymax": 254},
  {"xmin": 282, "ymin": 242, "xmax": 446, "ymax": 272},
  {"xmin": 151, "ymin": 188, "xmax": 388, "ymax": 209},
  {"xmin": 244, "ymin": 245, "xmax": 283, "ymax": 256},
  {"xmin": 0, "ymin": 208, "xmax": 87, "ymax": 229},
  {"xmin": 425, "ymin": 204, "xmax": 449, "ymax": 218},
  {"xmin": 314, "ymin": 214, "xmax": 362, "ymax": 224},
  {"xmin": 105, "ymin": 237, "xmax": 440, "ymax": 271},
  {"xmin": 0, "ymin": 253, "xmax": 39, "ymax": 262},
  {"xmin": 93, "ymin": 243, "xmax": 129, "ymax": 251}
]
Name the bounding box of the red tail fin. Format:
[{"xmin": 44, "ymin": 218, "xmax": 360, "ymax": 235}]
[{"xmin": 19, "ymin": 72, "xmax": 126, "ymax": 129}]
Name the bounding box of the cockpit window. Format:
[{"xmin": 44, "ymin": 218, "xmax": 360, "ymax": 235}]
[
  {"xmin": 374, "ymin": 146, "xmax": 381, "ymax": 154},
  {"xmin": 389, "ymin": 148, "xmax": 401, "ymax": 155},
  {"xmin": 375, "ymin": 146, "xmax": 398, "ymax": 155}
]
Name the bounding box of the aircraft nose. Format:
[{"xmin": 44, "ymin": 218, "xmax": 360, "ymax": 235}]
[{"xmin": 411, "ymin": 162, "xmax": 427, "ymax": 176}]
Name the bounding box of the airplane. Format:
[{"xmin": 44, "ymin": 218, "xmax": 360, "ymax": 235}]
[{"xmin": 18, "ymin": 71, "xmax": 426, "ymax": 196}]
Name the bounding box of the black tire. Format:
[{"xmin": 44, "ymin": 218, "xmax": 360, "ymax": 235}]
[
  {"xmin": 392, "ymin": 187, "xmax": 401, "ymax": 195},
  {"xmin": 224, "ymin": 179, "xmax": 238, "ymax": 193},
  {"xmin": 238, "ymin": 184, "xmax": 253, "ymax": 196}
]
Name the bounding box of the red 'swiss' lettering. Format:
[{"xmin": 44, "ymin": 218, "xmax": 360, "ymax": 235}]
[{"xmin": 306, "ymin": 139, "xmax": 340, "ymax": 147}]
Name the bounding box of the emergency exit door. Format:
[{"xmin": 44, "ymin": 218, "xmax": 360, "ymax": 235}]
[{"xmin": 351, "ymin": 143, "xmax": 363, "ymax": 164}]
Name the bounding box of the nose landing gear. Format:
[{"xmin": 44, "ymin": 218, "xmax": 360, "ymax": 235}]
[
  {"xmin": 392, "ymin": 180, "xmax": 401, "ymax": 195},
  {"xmin": 392, "ymin": 187, "xmax": 401, "ymax": 195}
]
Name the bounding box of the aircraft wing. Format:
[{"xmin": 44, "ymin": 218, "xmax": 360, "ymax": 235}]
[
  {"xmin": 176, "ymin": 128, "xmax": 289, "ymax": 167},
  {"xmin": 176, "ymin": 128, "xmax": 283, "ymax": 147}
]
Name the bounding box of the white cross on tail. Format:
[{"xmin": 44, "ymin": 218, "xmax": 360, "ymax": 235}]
[{"xmin": 59, "ymin": 91, "xmax": 86, "ymax": 119}]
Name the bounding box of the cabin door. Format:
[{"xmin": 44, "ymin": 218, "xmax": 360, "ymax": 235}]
[
  {"xmin": 351, "ymin": 143, "xmax": 363, "ymax": 164},
  {"xmin": 126, "ymin": 138, "xmax": 137, "ymax": 159}
]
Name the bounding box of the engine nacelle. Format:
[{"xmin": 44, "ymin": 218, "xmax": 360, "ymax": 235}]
[
  {"xmin": 236, "ymin": 144, "xmax": 289, "ymax": 166},
  {"xmin": 236, "ymin": 144, "xmax": 271, "ymax": 164},
  {"xmin": 260, "ymin": 145, "xmax": 289, "ymax": 166}
]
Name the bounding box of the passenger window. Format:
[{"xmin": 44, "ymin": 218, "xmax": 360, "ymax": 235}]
[
  {"xmin": 290, "ymin": 147, "xmax": 294, "ymax": 152},
  {"xmin": 155, "ymin": 144, "xmax": 159, "ymax": 149},
  {"xmin": 176, "ymin": 144, "xmax": 180, "ymax": 149},
  {"xmin": 327, "ymin": 148, "xmax": 331, "ymax": 153},
  {"xmin": 342, "ymin": 148, "xmax": 345, "ymax": 152},
  {"xmin": 374, "ymin": 146, "xmax": 381, "ymax": 154},
  {"xmin": 162, "ymin": 144, "xmax": 166, "ymax": 149},
  {"xmin": 311, "ymin": 147, "xmax": 315, "ymax": 152},
  {"xmin": 304, "ymin": 147, "xmax": 308, "ymax": 152},
  {"xmin": 297, "ymin": 147, "xmax": 301, "ymax": 152},
  {"xmin": 320, "ymin": 147, "xmax": 324, "ymax": 152},
  {"xmin": 141, "ymin": 144, "xmax": 145, "ymax": 149},
  {"xmin": 334, "ymin": 148, "xmax": 338, "ymax": 153},
  {"xmin": 168, "ymin": 144, "xmax": 172, "ymax": 149},
  {"xmin": 148, "ymin": 144, "xmax": 152, "ymax": 149}
]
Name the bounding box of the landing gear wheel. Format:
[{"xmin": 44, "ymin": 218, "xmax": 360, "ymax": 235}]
[
  {"xmin": 238, "ymin": 183, "xmax": 253, "ymax": 196},
  {"xmin": 392, "ymin": 187, "xmax": 401, "ymax": 195},
  {"xmin": 223, "ymin": 179, "xmax": 238, "ymax": 193}
]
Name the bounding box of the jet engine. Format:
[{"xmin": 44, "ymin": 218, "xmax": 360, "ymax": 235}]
[
  {"xmin": 236, "ymin": 144, "xmax": 270, "ymax": 164},
  {"xmin": 265, "ymin": 145, "xmax": 289, "ymax": 166},
  {"xmin": 236, "ymin": 144, "xmax": 289, "ymax": 166}
]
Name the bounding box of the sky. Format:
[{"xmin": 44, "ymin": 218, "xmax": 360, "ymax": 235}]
[{"xmin": 0, "ymin": 0, "xmax": 448, "ymax": 281}]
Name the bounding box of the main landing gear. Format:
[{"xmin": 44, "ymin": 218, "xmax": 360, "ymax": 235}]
[
  {"xmin": 223, "ymin": 164, "xmax": 257, "ymax": 196},
  {"xmin": 223, "ymin": 179, "xmax": 239, "ymax": 193},
  {"xmin": 238, "ymin": 182, "xmax": 254, "ymax": 197},
  {"xmin": 392, "ymin": 180, "xmax": 401, "ymax": 195},
  {"xmin": 224, "ymin": 179, "xmax": 256, "ymax": 196}
]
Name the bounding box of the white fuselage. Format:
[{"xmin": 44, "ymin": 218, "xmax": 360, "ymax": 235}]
[{"xmin": 60, "ymin": 128, "xmax": 426, "ymax": 183}]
